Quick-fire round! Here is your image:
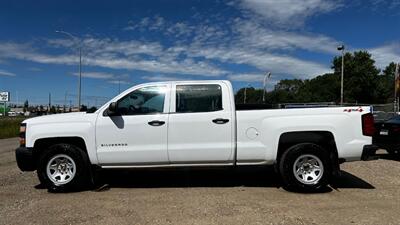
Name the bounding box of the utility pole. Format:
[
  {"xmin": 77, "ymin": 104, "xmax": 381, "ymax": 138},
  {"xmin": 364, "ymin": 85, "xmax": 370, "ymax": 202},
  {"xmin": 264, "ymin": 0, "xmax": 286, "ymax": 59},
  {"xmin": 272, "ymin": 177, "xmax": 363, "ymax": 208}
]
[
  {"xmin": 64, "ymin": 91, "xmax": 68, "ymax": 113},
  {"xmin": 78, "ymin": 47, "xmax": 82, "ymax": 110},
  {"xmin": 118, "ymin": 78, "xmax": 121, "ymax": 94},
  {"xmin": 16, "ymin": 91, "xmax": 19, "ymax": 107},
  {"xmin": 48, "ymin": 93, "xmax": 51, "ymax": 113},
  {"xmin": 244, "ymin": 84, "xmax": 250, "ymax": 104},
  {"xmin": 337, "ymin": 45, "xmax": 345, "ymax": 105},
  {"xmin": 395, "ymin": 63, "xmax": 399, "ymax": 113},
  {"xmin": 55, "ymin": 30, "xmax": 82, "ymax": 111}
]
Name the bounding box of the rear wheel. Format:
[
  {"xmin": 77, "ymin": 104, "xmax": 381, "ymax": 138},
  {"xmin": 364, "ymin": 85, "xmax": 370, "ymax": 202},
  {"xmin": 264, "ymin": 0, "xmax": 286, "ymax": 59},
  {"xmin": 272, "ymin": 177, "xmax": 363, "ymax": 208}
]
[
  {"xmin": 279, "ymin": 143, "xmax": 331, "ymax": 192},
  {"xmin": 37, "ymin": 143, "xmax": 91, "ymax": 192}
]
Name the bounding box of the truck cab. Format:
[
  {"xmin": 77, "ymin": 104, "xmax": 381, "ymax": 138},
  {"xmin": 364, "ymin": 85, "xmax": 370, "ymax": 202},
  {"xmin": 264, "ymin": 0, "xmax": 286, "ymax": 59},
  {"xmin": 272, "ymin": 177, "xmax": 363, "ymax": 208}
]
[{"xmin": 96, "ymin": 80, "xmax": 236, "ymax": 166}]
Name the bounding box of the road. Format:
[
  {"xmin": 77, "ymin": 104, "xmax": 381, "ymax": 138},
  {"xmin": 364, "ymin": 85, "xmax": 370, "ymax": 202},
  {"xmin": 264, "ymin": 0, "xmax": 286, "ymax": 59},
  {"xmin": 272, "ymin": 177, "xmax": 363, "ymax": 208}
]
[{"xmin": 1, "ymin": 137, "xmax": 400, "ymax": 225}]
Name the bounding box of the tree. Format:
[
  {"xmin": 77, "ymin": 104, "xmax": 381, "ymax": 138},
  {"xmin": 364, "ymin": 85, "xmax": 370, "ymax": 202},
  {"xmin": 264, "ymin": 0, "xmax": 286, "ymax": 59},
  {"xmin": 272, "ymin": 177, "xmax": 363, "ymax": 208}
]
[
  {"xmin": 233, "ymin": 51, "xmax": 394, "ymax": 105},
  {"xmin": 271, "ymin": 79, "xmax": 304, "ymax": 103},
  {"xmin": 88, "ymin": 106, "xmax": 98, "ymax": 113},
  {"xmin": 296, "ymin": 73, "xmax": 340, "ymax": 103},
  {"xmin": 80, "ymin": 105, "xmax": 88, "ymax": 112},
  {"xmin": 235, "ymin": 87, "xmax": 264, "ymax": 104},
  {"xmin": 332, "ymin": 51, "xmax": 380, "ymax": 103},
  {"xmin": 375, "ymin": 62, "xmax": 396, "ymax": 103}
]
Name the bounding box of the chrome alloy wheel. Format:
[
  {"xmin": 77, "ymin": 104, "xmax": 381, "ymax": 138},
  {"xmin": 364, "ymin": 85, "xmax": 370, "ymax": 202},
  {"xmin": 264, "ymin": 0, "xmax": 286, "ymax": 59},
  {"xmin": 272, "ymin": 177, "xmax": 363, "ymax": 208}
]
[
  {"xmin": 46, "ymin": 154, "xmax": 76, "ymax": 186},
  {"xmin": 293, "ymin": 154, "xmax": 324, "ymax": 185}
]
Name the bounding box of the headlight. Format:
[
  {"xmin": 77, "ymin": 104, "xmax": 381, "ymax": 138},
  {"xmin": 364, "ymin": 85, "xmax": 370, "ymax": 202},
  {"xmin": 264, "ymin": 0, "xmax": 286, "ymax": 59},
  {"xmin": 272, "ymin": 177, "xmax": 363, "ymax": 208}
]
[{"xmin": 19, "ymin": 123, "xmax": 26, "ymax": 147}]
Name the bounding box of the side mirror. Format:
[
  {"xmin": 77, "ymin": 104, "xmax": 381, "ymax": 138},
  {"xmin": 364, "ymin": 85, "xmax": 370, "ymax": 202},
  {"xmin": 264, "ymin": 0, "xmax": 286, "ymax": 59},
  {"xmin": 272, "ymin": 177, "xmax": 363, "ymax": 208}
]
[
  {"xmin": 109, "ymin": 102, "xmax": 117, "ymax": 112},
  {"xmin": 105, "ymin": 102, "xmax": 119, "ymax": 116}
]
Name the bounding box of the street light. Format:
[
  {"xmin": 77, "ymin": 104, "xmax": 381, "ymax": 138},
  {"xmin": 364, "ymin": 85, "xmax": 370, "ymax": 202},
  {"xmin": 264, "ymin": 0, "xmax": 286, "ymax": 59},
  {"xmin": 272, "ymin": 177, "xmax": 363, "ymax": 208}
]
[
  {"xmin": 55, "ymin": 30, "xmax": 82, "ymax": 110},
  {"xmin": 263, "ymin": 72, "xmax": 271, "ymax": 103},
  {"xmin": 337, "ymin": 45, "xmax": 345, "ymax": 105}
]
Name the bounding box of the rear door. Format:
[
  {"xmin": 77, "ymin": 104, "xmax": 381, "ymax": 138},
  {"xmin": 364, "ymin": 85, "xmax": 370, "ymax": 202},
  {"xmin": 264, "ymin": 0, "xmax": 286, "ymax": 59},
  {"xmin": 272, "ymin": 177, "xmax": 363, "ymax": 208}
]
[{"xmin": 167, "ymin": 82, "xmax": 234, "ymax": 163}]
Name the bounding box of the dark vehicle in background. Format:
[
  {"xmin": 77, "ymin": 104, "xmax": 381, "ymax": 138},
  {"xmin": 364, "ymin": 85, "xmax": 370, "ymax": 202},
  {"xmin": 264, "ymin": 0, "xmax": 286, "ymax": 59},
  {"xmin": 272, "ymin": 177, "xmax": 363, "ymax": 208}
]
[
  {"xmin": 373, "ymin": 111, "xmax": 396, "ymax": 123},
  {"xmin": 373, "ymin": 115, "xmax": 400, "ymax": 157}
]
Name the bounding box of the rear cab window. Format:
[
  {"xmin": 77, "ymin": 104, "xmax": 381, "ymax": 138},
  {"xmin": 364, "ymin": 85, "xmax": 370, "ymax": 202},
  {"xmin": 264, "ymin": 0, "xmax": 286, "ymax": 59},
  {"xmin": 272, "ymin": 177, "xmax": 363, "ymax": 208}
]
[{"xmin": 175, "ymin": 84, "xmax": 223, "ymax": 113}]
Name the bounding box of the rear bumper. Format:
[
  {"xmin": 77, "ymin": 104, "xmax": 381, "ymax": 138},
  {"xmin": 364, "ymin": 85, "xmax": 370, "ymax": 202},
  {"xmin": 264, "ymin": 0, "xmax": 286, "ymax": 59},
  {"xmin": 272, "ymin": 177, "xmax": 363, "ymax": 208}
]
[
  {"xmin": 373, "ymin": 138, "xmax": 400, "ymax": 152},
  {"xmin": 361, "ymin": 144, "xmax": 379, "ymax": 161},
  {"xmin": 15, "ymin": 147, "xmax": 36, "ymax": 171}
]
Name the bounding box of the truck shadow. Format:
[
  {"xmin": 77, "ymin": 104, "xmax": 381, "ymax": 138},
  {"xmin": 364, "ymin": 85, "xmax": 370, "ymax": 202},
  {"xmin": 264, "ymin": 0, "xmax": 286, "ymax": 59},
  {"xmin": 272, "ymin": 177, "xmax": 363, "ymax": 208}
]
[
  {"xmin": 93, "ymin": 166, "xmax": 375, "ymax": 193},
  {"xmin": 330, "ymin": 171, "xmax": 375, "ymax": 190}
]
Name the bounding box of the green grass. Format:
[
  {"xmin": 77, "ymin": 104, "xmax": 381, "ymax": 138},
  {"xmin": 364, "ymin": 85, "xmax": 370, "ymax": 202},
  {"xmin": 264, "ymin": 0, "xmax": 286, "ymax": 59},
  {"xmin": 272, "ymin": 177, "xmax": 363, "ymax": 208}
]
[{"xmin": 0, "ymin": 117, "xmax": 26, "ymax": 139}]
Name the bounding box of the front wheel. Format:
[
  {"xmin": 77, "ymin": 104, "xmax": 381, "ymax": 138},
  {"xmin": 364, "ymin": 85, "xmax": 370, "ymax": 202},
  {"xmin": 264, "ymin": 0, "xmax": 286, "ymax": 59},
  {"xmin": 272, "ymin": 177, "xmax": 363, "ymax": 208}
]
[
  {"xmin": 37, "ymin": 144, "xmax": 91, "ymax": 192},
  {"xmin": 279, "ymin": 143, "xmax": 331, "ymax": 192}
]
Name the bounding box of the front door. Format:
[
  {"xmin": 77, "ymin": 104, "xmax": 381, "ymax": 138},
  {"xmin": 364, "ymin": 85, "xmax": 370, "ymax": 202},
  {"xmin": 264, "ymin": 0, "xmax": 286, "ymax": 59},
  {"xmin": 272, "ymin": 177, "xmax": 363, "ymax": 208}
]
[{"xmin": 96, "ymin": 85, "xmax": 170, "ymax": 165}]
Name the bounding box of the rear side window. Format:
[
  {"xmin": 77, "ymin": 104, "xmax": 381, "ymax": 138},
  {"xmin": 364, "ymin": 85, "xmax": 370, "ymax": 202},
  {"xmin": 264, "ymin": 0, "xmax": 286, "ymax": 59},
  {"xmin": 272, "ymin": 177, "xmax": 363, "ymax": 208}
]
[{"xmin": 176, "ymin": 84, "xmax": 223, "ymax": 113}]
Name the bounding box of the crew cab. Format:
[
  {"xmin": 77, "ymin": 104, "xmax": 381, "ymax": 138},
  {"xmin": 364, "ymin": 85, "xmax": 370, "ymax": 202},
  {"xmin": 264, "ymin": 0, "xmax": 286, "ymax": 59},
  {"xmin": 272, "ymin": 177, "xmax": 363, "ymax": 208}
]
[{"xmin": 16, "ymin": 80, "xmax": 378, "ymax": 192}]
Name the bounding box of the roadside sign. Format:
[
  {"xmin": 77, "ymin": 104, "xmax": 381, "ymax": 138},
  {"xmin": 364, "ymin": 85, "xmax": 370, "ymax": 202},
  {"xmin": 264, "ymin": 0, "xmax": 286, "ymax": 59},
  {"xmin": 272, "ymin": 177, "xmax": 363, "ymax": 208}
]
[{"xmin": 0, "ymin": 92, "xmax": 10, "ymax": 102}]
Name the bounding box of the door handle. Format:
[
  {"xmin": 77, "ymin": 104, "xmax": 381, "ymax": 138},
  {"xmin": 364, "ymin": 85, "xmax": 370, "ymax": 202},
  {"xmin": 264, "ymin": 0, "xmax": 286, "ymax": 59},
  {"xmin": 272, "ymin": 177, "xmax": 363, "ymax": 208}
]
[
  {"xmin": 148, "ymin": 120, "xmax": 165, "ymax": 126},
  {"xmin": 212, "ymin": 118, "xmax": 229, "ymax": 124}
]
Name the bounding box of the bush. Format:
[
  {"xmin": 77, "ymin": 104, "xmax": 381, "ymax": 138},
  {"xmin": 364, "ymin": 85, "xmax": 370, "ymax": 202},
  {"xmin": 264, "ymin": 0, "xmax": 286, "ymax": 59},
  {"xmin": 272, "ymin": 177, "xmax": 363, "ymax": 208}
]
[{"xmin": 0, "ymin": 117, "xmax": 25, "ymax": 139}]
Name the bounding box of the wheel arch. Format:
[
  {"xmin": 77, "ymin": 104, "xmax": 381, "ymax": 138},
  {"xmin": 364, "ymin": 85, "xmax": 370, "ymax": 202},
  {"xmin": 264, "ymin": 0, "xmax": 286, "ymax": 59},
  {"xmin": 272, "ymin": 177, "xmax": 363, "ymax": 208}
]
[
  {"xmin": 276, "ymin": 131, "xmax": 340, "ymax": 176},
  {"xmin": 33, "ymin": 137, "xmax": 89, "ymax": 164}
]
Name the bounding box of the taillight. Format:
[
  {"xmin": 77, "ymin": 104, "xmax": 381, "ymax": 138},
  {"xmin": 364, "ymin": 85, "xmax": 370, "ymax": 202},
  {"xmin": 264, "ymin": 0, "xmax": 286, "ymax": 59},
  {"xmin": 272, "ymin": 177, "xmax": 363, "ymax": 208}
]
[
  {"xmin": 19, "ymin": 123, "xmax": 26, "ymax": 147},
  {"xmin": 362, "ymin": 113, "xmax": 375, "ymax": 136}
]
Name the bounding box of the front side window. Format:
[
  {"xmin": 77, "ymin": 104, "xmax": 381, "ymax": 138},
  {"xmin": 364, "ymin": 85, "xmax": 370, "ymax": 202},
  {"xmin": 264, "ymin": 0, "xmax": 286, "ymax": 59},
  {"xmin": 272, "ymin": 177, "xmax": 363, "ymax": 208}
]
[
  {"xmin": 117, "ymin": 86, "xmax": 166, "ymax": 115},
  {"xmin": 176, "ymin": 84, "xmax": 223, "ymax": 113}
]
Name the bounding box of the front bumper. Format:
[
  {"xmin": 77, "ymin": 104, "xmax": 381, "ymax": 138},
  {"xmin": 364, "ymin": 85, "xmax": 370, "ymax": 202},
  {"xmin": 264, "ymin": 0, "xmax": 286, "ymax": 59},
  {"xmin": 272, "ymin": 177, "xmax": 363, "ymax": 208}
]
[
  {"xmin": 361, "ymin": 144, "xmax": 379, "ymax": 161},
  {"xmin": 15, "ymin": 147, "xmax": 36, "ymax": 171}
]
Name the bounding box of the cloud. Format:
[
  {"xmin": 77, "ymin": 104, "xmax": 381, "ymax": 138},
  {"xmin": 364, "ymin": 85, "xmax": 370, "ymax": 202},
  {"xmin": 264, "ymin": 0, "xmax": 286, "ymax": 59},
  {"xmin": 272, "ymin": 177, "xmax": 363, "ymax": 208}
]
[
  {"xmin": 0, "ymin": 41, "xmax": 228, "ymax": 77},
  {"xmin": 0, "ymin": 13, "xmax": 343, "ymax": 83},
  {"xmin": 124, "ymin": 16, "xmax": 166, "ymax": 32},
  {"xmin": 119, "ymin": 15, "xmax": 336, "ymax": 79},
  {"xmin": 71, "ymin": 71, "xmax": 115, "ymax": 79},
  {"xmin": 362, "ymin": 0, "xmax": 400, "ymax": 11},
  {"xmin": 369, "ymin": 43, "xmax": 400, "ymax": 69},
  {"xmin": 228, "ymin": 73, "xmax": 267, "ymax": 82},
  {"xmin": 165, "ymin": 22, "xmax": 194, "ymax": 37},
  {"xmin": 71, "ymin": 71, "xmax": 132, "ymax": 85},
  {"xmin": 0, "ymin": 34, "xmax": 332, "ymax": 83},
  {"xmin": 108, "ymin": 80, "xmax": 131, "ymax": 85},
  {"xmin": 238, "ymin": 0, "xmax": 342, "ymax": 26},
  {"xmin": 184, "ymin": 45, "xmax": 331, "ymax": 79},
  {"xmin": 0, "ymin": 69, "xmax": 16, "ymax": 76},
  {"xmin": 141, "ymin": 75, "xmax": 188, "ymax": 81},
  {"xmin": 233, "ymin": 19, "xmax": 340, "ymax": 54},
  {"xmin": 124, "ymin": 17, "xmax": 150, "ymax": 31}
]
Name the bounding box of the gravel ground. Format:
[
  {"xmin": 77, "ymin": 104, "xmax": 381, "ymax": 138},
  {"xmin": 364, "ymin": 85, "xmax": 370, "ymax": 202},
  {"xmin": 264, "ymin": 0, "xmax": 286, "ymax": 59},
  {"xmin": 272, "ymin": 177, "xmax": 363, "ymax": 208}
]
[{"xmin": 1, "ymin": 137, "xmax": 400, "ymax": 225}]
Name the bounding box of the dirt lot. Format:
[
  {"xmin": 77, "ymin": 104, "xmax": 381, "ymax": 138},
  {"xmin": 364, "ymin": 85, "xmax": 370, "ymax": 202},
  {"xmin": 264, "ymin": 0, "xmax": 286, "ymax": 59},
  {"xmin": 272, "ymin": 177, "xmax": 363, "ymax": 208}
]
[{"xmin": 1, "ymin": 138, "xmax": 400, "ymax": 225}]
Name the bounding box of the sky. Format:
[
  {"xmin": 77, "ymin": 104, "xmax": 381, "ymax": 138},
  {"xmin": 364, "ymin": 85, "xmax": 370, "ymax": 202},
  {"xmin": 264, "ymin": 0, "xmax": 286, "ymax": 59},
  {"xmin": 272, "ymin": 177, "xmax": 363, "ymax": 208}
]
[{"xmin": 0, "ymin": 0, "xmax": 399, "ymax": 106}]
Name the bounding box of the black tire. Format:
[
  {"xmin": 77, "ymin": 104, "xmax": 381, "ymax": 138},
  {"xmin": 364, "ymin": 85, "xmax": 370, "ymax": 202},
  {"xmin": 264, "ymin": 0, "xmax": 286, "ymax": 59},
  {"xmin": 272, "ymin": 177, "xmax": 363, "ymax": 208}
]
[
  {"xmin": 279, "ymin": 143, "xmax": 331, "ymax": 192},
  {"xmin": 37, "ymin": 143, "xmax": 91, "ymax": 192},
  {"xmin": 387, "ymin": 149, "xmax": 400, "ymax": 159}
]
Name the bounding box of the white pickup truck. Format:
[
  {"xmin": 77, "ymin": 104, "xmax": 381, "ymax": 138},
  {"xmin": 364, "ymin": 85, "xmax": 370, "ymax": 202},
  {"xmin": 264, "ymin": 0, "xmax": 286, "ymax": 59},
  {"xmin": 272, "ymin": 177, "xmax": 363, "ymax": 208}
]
[{"xmin": 16, "ymin": 80, "xmax": 378, "ymax": 192}]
